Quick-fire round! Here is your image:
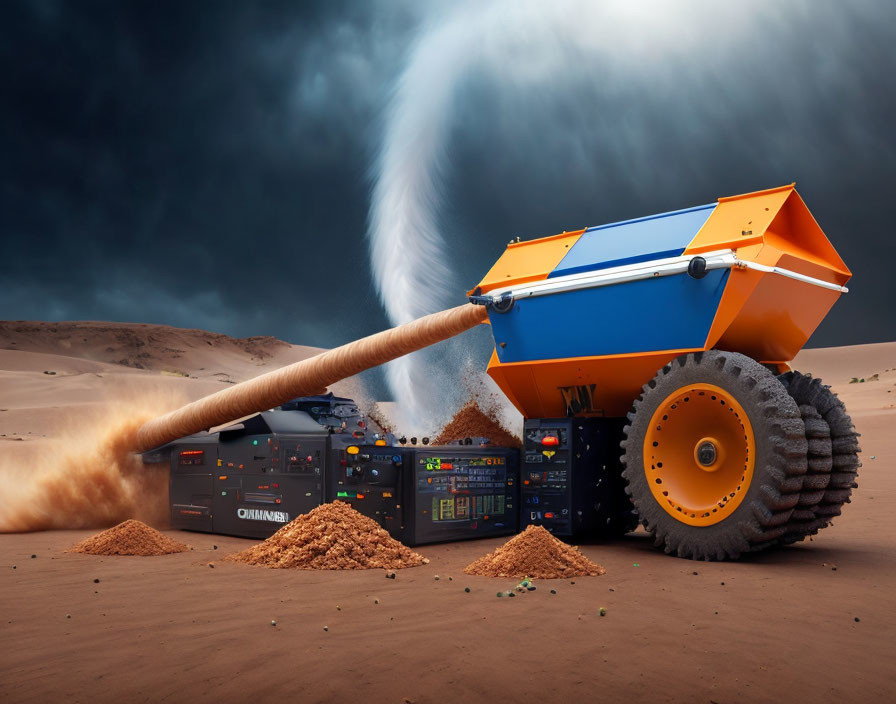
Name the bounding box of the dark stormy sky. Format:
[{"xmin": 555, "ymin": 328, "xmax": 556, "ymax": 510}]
[{"xmin": 2, "ymin": 0, "xmax": 895, "ymax": 360}]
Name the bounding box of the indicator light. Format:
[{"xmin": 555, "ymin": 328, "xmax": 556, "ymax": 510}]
[
  {"xmin": 541, "ymin": 435, "xmax": 559, "ymax": 446},
  {"xmin": 179, "ymin": 450, "xmax": 204, "ymax": 456},
  {"xmin": 253, "ymin": 440, "xmax": 259, "ymax": 446},
  {"xmin": 219, "ymin": 476, "xmax": 227, "ymax": 480},
  {"xmin": 375, "ymin": 439, "xmax": 387, "ymax": 446},
  {"xmin": 347, "ymin": 446, "xmax": 359, "ymax": 455}
]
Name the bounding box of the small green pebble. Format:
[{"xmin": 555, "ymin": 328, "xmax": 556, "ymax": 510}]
[
  {"xmin": 464, "ymin": 587, "xmax": 471, "ymax": 593},
  {"xmin": 497, "ymin": 592, "xmax": 504, "ymax": 598},
  {"xmin": 599, "ymin": 608, "xmax": 606, "ymax": 617},
  {"xmin": 508, "ymin": 592, "xmax": 516, "ymax": 598},
  {"xmin": 633, "ymin": 563, "xmax": 639, "ymax": 567}
]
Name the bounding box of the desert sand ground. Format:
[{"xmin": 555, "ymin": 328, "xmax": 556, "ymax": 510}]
[{"xmin": 1, "ymin": 323, "xmax": 894, "ymax": 703}]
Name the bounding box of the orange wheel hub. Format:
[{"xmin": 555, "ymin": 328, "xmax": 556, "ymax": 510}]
[{"xmin": 643, "ymin": 383, "xmax": 755, "ymax": 526}]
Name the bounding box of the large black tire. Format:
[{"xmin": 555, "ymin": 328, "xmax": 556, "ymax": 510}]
[
  {"xmin": 778, "ymin": 405, "xmax": 832, "ymax": 544},
  {"xmin": 621, "ymin": 350, "xmax": 808, "ymax": 560},
  {"xmin": 777, "ymin": 371, "xmax": 861, "ymax": 538}
]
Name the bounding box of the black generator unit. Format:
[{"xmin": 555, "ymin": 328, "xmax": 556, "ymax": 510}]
[
  {"xmin": 169, "ymin": 409, "xmax": 330, "ymax": 538},
  {"xmin": 404, "ymin": 447, "xmax": 519, "ymax": 545},
  {"xmin": 327, "ymin": 445, "xmax": 519, "ymax": 546},
  {"xmin": 326, "ymin": 443, "xmax": 405, "ymax": 537},
  {"xmin": 160, "ymin": 394, "xmax": 629, "ymax": 545},
  {"xmin": 521, "ymin": 418, "xmax": 635, "ymax": 538}
]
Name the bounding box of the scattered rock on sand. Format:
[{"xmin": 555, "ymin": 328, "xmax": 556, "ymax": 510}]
[
  {"xmin": 225, "ymin": 501, "xmax": 428, "ymax": 570},
  {"xmin": 69, "ymin": 519, "xmax": 189, "ymax": 556},
  {"xmin": 464, "ymin": 525, "xmax": 605, "ymax": 579}
]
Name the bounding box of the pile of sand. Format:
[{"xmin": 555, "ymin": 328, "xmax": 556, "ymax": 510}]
[
  {"xmin": 432, "ymin": 400, "xmax": 521, "ymax": 447},
  {"xmin": 69, "ymin": 519, "xmax": 189, "ymax": 556},
  {"xmin": 464, "ymin": 525, "xmax": 605, "ymax": 579},
  {"xmin": 226, "ymin": 501, "xmax": 428, "ymax": 570}
]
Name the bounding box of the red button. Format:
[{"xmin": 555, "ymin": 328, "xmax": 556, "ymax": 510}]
[{"xmin": 541, "ymin": 435, "xmax": 559, "ymax": 446}]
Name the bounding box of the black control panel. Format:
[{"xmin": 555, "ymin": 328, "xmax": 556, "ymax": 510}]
[
  {"xmin": 521, "ymin": 418, "xmax": 634, "ymax": 538},
  {"xmin": 327, "ymin": 446, "xmax": 404, "ymax": 537},
  {"xmin": 405, "ymin": 448, "xmax": 518, "ymax": 545}
]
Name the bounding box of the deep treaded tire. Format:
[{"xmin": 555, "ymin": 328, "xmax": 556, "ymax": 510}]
[
  {"xmin": 778, "ymin": 371, "xmax": 861, "ymax": 534},
  {"xmin": 621, "ymin": 351, "xmax": 807, "ymax": 561}
]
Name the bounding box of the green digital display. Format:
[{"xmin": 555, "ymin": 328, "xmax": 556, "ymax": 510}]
[{"xmin": 420, "ymin": 455, "xmax": 505, "ymax": 470}]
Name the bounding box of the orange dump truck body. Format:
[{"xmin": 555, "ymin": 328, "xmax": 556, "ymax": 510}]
[{"xmin": 470, "ymin": 184, "xmax": 851, "ymax": 418}]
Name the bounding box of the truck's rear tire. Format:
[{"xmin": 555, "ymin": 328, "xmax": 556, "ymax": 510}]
[
  {"xmin": 621, "ymin": 350, "xmax": 807, "ymax": 560},
  {"xmin": 777, "ymin": 371, "xmax": 861, "ymax": 541}
]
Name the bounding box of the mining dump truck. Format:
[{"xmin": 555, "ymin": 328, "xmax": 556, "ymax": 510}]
[
  {"xmin": 138, "ymin": 183, "xmax": 858, "ymax": 561},
  {"xmin": 468, "ymin": 184, "xmax": 858, "ymax": 559}
]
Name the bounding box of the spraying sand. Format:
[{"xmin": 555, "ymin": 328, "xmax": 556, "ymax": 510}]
[
  {"xmin": 226, "ymin": 501, "xmax": 428, "ymax": 570},
  {"xmin": 464, "ymin": 525, "xmax": 605, "ymax": 578},
  {"xmin": 69, "ymin": 519, "xmax": 189, "ymax": 556},
  {"xmin": 0, "ymin": 393, "xmax": 183, "ymax": 533},
  {"xmin": 433, "ymin": 400, "xmax": 521, "ymax": 447}
]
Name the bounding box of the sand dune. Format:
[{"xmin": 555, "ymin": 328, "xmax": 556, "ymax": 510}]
[{"xmin": 0, "ymin": 320, "xmax": 364, "ymax": 445}]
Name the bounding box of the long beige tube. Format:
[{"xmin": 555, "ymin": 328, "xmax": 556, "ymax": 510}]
[{"xmin": 135, "ymin": 303, "xmax": 488, "ymax": 452}]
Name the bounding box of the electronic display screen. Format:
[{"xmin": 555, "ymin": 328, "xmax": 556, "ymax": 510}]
[
  {"xmin": 178, "ymin": 450, "xmax": 205, "ymax": 466},
  {"xmin": 416, "ymin": 454, "xmax": 510, "ymax": 523}
]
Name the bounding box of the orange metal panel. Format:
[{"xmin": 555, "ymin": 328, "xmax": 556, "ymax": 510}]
[
  {"xmin": 684, "ymin": 184, "xmax": 794, "ymax": 255},
  {"xmin": 713, "ymin": 272, "xmax": 841, "ymax": 362},
  {"xmin": 487, "ymin": 348, "xmax": 700, "ymax": 418},
  {"xmin": 762, "ymin": 189, "xmax": 851, "ymax": 281},
  {"xmin": 702, "ymin": 186, "xmax": 850, "ymax": 357},
  {"xmin": 471, "ymin": 229, "xmax": 585, "ymax": 295}
]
